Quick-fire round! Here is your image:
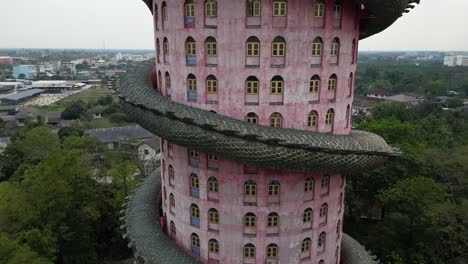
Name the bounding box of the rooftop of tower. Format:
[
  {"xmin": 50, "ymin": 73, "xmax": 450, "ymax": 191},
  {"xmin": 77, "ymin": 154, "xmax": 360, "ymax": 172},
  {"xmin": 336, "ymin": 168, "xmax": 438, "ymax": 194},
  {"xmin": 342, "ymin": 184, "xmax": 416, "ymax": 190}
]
[{"xmin": 141, "ymin": 0, "xmax": 421, "ymax": 40}]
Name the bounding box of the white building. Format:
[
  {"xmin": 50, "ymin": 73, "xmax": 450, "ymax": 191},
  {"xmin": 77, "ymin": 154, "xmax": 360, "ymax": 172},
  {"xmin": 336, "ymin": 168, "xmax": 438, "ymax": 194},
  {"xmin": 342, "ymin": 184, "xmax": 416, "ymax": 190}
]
[{"xmin": 444, "ymin": 55, "xmax": 468, "ymax": 67}]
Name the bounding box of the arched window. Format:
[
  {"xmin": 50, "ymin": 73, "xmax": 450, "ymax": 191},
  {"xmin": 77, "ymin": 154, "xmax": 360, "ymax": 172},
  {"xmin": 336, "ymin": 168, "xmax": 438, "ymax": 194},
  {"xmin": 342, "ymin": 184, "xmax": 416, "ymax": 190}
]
[
  {"xmin": 273, "ymin": 0, "xmax": 287, "ymax": 16},
  {"xmin": 318, "ymin": 232, "xmax": 326, "ymax": 251},
  {"xmin": 209, "ymin": 208, "xmax": 219, "ymax": 224},
  {"xmin": 246, "ymin": 36, "xmax": 260, "ymax": 57},
  {"xmin": 328, "ymin": 74, "xmax": 337, "ymax": 91},
  {"xmin": 205, "ymin": 37, "xmax": 217, "ymax": 57},
  {"xmin": 319, "ymin": 260, "xmax": 325, "ymax": 264},
  {"xmin": 187, "ymin": 74, "xmax": 197, "ymax": 101},
  {"xmin": 270, "ymin": 76, "xmax": 284, "ymax": 95},
  {"xmin": 269, "ymin": 112, "xmax": 283, "ymax": 128},
  {"xmin": 163, "ymin": 38, "xmax": 169, "ymax": 61},
  {"xmin": 272, "ymin": 36, "xmax": 286, "ymax": 57},
  {"xmin": 321, "ymin": 175, "xmax": 330, "ymax": 189},
  {"xmin": 185, "ymin": 0, "xmax": 195, "ymax": 19},
  {"xmin": 190, "ymin": 173, "xmax": 200, "ymax": 197},
  {"xmin": 165, "ymin": 72, "xmax": 171, "ymax": 93},
  {"xmin": 351, "ymin": 39, "xmax": 357, "ymax": 64},
  {"xmin": 244, "ymin": 213, "xmax": 256, "ymax": 227},
  {"xmin": 325, "ymin": 109, "xmax": 334, "ymax": 126},
  {"xmin": 303, "ymin": 208, "xmax": 313, "ymax": 223},
  {"xmin": 266, "ymin": 243, "xmax": 279, "ymax": 258},
  {"xmin": 314, "ymin": 0, "xmax": 325, "ymax": 17},
  {"xmin": 191, "ymin": 233, "xmax": 200, "ymax": 256},
  {"xmin": 205, "ymin": 0, "xmax": 217, "ymax": 17},
  {"xmin": 185, "ymin": 37, "xmax": 196, "ymax": 65},
  {"xmin": 336, "ymin": 220, "xmax": 341, "ymax": 238},
  {"xmin": 346, "ymin": 105, "xmax": 351, "ymax": 128},
  {"xmin": 169, "ymin": 165, "xmax": 175, "ymax": 184},
  {"xmin": 268, "ymin": 180, "xmax": 280, "ymax": 196},
  {"xmin": 208, "ymin": 239, "xmax": 219, "ymax": 254},
  {"xmin": 244, "ymin": 243, "xmax": 256, "ymax": 258},
  {"xmin": 312, "ymin": 37, "xmax": 323, "ymax": 56},
  {"xmin": 320, "ymin": 203, "xmax": 328, "ymax": 220},
  {"xmin": 267, "ymin": 212, "xmax": 279, "ymax": 228},
  {"xmin": 163, "ymin": 186, "xmax": 167, "ymax": 201},
  {"xmin": 308, "ymin": 111, "xmax": 319, "ymax": 128},
  {"xmin": 170, "ymin": 220, "xmax": 176, "ymax": 235},
  {"xmin": 305, "ymin": 176, "xmax": 314, "ymax": 192},
  {"xmin": 190, "ymin": 204, "xmax": 200, "ymax": 227},
  {"xmin": 154, "ymin": 4, "xmax": 159, "ymax": 30},
  {"xmin": 335, "ymin": 247, "xmax": 340, "ymax": 264},
  {"xmin": 208, "ymin": 177, "xmax": 219, "ymax": 192},
  {"xmin": 331, "ymin": 38, "xmax": 340, "ymax": 57},
  {"xmin": 246, "ymin": 76, "xmax": 259, "ymax": 95},
  {"xmin": 156, "ymin": 38, "xmax": 161, "ymax": 62},
  {"xmin": 310, "ymin": 75, "xmax": 320, "ymax": 93},
  {"xmin": 206, "ymin": 75, "xmax": 218, "ymax": 93},
  {"xmin": 158, "ymin": 71, "xmax": 162, "ymax": 91},
  {"xmin": 245, "ymin": 180, "xmax": 257, "ymax": 196},
  {"xmin": 162, "ymin": 2, "xmax": 168, "ymax": 22},
  {"xmin": 245, "ymin": 112, "xmax": 259, "ymax": 124},
  {"xmin": 349, "ymin": 73, "xmax": 354, "ymax": 96},
  {"xmin": 170, "ymin": 193, "xmax": 175, "ymax": 209},
  {"xmin": 301, "ymin": 238, "xmax": 311, "ymax": 253}
]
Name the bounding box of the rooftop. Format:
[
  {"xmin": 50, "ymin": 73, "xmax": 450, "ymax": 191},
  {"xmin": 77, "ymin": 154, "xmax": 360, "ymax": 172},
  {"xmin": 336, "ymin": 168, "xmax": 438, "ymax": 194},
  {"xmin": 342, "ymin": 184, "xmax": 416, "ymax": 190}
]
[
  {"xmin": 1, "ymin": 89, "xmax": 45, "ymax": 102},
  {"xmin": 84, "ymin": 125, "xmax": 156, "ymax": 144}
]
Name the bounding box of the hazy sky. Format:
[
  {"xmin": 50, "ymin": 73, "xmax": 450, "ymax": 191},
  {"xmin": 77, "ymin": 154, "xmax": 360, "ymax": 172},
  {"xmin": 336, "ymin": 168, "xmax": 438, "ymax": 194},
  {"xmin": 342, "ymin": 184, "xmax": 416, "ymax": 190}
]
[{"xmin": 1, "ymin": 0, "xmax": 467, "ymax": 51}]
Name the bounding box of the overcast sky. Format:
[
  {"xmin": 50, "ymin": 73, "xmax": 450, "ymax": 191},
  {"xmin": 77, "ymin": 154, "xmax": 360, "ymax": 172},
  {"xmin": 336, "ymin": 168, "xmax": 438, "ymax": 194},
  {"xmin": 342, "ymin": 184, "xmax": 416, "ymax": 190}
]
[{"xmin": 1, "ymin": 0, "xmax": 467, "ymax": 51}]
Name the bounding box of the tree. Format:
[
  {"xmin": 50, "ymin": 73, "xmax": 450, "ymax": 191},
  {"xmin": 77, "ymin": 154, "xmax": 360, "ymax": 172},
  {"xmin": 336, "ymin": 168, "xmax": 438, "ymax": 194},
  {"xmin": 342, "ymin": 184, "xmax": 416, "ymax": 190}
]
[
  {"xmin": 62, "ymin": 101, "xmax": 86, "ymax": 120},
  {"xmin": 108, "ymin": 161, "xmax": 137, "ymax": 208},
  {"xmin": 58, "ymin": 127, "xmax": 83, "ymax": 140},
  {"xmin": 0, "ymin": 233, "xmax": 52, "ymax": 264}
]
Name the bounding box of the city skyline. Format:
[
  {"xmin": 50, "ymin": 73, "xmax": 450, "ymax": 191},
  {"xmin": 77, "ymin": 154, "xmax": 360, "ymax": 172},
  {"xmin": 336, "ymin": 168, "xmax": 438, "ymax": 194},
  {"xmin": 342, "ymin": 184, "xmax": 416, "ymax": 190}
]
[{"xmin": 1, "ymin": 0, "xmax": 467, "ymax": 51}]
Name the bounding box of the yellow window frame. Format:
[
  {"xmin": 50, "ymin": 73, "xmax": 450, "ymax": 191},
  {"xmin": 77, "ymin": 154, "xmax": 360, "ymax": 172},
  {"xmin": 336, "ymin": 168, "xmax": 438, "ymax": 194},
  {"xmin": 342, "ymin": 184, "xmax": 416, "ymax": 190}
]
[
  {"xmin": 312, "ymin": 42, "xmax": 322, "ymax": 56},
  {"xmin": 245, "ymin": 184, "xmax": 256, "ymax": 196},
  {"xmin": 191, "ymin": 235, "xmax": 200, "ymax": 247},
  {"xmin": 268, "ymin": 184, "xmax": 280, "ymax": 196},
  {"xmin": 191, "ymin": 206, "xmax": 200, "ymax": 218},
  {"xmin": 185, "ymin": 4, "xmax": 195, "ymax": 18},
  {"xmin": 273, "ymin": 1, "xmax": 287, "ymax": 17},
  {"xmin": 244, "ymin": 246, "xmax": 255, "ymax": 258},
  {"xmin": 308, "ymin": 113, "xmax": 318, "ymax": 127},
  {"xmin": 314, "ymin": 3, "xmax": 325, "ymax": 17},
  {"xmin": 328, "ymin": 78, "xmax": 336, "ymax": 91},
  {"xmin": 208, "ymin": 179, "xmax": 218, "ymax": 192},
  {"xmin": 207, "ymin": 79, "xmax": 217, "ymax": 93},
  {"xmin": 270, "ymin": 80, "xmax": 283, "ymax": 94},
  {"xmin": 247, "ymin": 42, "xmax": 260, "ymax": 56},
  {"xmin": 209, "ymin": 241, "xmax": 219, "ymax": 253},
  {"xmin": 267, "ymin": 215, "xmax": 278, "ymax": 227},
  {"xmin": 205, "ymin": 1, "xmax": 217, "ymax": 17},
  {"xmin": 310, "ymin": 79, "xmax": 320, "ymax": 93},
  {"xmin": 272, "ymin": 42, "xmax": 285, "ymax": 57},
  {"xmin": 206, "ymin": 42, "xmax": 217, "ymax": 57},
  {"xmin": 244, "ymin": 215, "xmax": 256, "ymax": 227},
  {"xmin": 267, "ymin": 246, "xmax": 278, "ymax": 257},
  {"xmin": 209, "ymin": 211, "xmax": 219, "ymax": 224},
  {"xmin": 246, "ymin": 80, "xmax": 259, "ymax": 95},
  {"xmin": 186, "ymin": 42, "xmax": 196, "ymax": 56}
]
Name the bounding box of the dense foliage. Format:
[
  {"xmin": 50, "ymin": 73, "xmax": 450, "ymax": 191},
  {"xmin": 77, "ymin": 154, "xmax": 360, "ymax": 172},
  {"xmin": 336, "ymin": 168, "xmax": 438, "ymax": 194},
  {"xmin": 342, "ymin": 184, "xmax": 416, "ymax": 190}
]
[
  {"xmin": 346, "ymin": 102, "xmax": 468, "ymax": 264},
  {"xmin": 0, "ymin": 125, "xmax": 137, "ymax": 263}
]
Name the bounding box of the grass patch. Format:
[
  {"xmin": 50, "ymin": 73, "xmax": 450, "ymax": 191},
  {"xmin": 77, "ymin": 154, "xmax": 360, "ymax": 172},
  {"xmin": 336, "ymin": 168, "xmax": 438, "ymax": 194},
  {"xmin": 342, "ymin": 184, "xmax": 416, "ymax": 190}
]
[
  {"xmin": 88, "ymin": 117, "xmax": 133, "ymax": 129},
  {"xmin": 60, "ymin": 85, "xmax": 113, "ymax": 103}
]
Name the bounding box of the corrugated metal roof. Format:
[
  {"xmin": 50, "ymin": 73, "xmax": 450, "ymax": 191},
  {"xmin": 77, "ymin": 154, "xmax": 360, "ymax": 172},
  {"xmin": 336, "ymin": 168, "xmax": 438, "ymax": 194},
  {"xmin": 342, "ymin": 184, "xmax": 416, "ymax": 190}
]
[{"xmin": 1, "ymin": 89, "xmax": 45, "ymax": 101}]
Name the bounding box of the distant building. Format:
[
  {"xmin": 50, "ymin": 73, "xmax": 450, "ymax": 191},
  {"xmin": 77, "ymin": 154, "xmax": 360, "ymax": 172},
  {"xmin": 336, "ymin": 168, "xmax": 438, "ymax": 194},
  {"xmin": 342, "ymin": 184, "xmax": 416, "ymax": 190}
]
[
  {"xmin": 1, "ymin": 89, "xmax": 45, "ymax": 105},
  {"xmin": 366, "ymin": 88, "xmax": 391, "ymax": 99},
  {"xmin": 0, "ymin": 57, "xmax": 13, "ymax": 65},
  {"xmin": 0, "ymin": 137, "xmax": 11, "ymax": 152},
  {"xmin": 84, "ymin": 125, "xmax": 157, "ymax": 149},
  {"xmin": 384, "ymin": 94, "xmax": 422, "ymax": 104},
  {"xmin": 444, "ymin": 55, "xmax": 468, "ymax": 67},
  {"xmin": 0, "ymin": 82, "xmax": 25, "ymax": 91},
  {"xmin": 13, "ymin": 65, "xmax": 38, "ymax": 80}
]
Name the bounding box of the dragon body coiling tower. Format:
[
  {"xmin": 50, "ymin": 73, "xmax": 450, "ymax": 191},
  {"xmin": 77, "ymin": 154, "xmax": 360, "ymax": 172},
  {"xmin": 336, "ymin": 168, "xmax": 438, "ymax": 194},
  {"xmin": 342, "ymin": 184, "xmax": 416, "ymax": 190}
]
[{"xmin": 119, "ymin": 0, "xmax": 421, "ymax": 263}]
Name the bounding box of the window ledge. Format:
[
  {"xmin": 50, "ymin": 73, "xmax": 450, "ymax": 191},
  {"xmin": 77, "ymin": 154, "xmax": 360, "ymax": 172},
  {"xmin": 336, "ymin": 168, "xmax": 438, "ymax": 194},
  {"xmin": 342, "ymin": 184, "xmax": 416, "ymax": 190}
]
[
  {"xmin": 311, "ymin": 64, "xmax": 322, "ymax": 68},
  {"xmin": 207, "ymin": 167, "xmax": 219, "ymax": 171},
  {"xmin": 302, "ymin": 227, "xmax": 312, "ymax": 232},
  {"xmin": 320, "ymin": 192, "xmax": 329, "ymax": 198},
  {"xmin": 269, "ymin": 102, "xmax": 283, "ymax": 105},
  {"xmin": 300, "ymin": 256, "xmax": 311, "ymax": 262},
  {"xmin": 246, "ymin": 25, "xmax": 261, "ymax": 29},
  {"xmin": 243, "ymin": 233, "xmax": 257, "ymax": 238},
  {"xmin": 205, "ymin": 64, "xmax": 217, "ymax": 67},
  {"xmin": 243, "ymin": 202, "xmax": 257, "ymax": 207},
  {"xmin": 206, "ymin": 100, "xmax": 218, "ymax": 105},
  {"xmin": 204, "ymin": 25, "xmax": 217, "ymax": 29},
  {"xmin": 266, "ymin": 232, "xmax": 279, "ymax": 237},
  {"xmin": 245, "ymin": 65, "xmax": 260, "ymax": 69},
  {"xmin": 186, "ymin": 64, "xmax": 197, "ymax": 67},
  {"xmin": 208, "ymin": 228, "xmax": 219, "ymax": 234},
  {"xmin": 170, "ymin": 211, "xmax": 175, "ymax": 217},
  {"xmin": 244, "ymin": 102, "xmax": 259, "ymax": 106},
  {"xmin": 267, "ymin": 202, "xmax": 280, "ymax": 206},
  {"xmin": 271, "ymin": 64, "xmax": 285, "ymax": 68},
  {"xmin": 319, "ymin": 221, "xmax": 327, "ymax": 227},
  {"xmin": 308, "ymin": 100, "xmax": 319, "ymax": 104}
]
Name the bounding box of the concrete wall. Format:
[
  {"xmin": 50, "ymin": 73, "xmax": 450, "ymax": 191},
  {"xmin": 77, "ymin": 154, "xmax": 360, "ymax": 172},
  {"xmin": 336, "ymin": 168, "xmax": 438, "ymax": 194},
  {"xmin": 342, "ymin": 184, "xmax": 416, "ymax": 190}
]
[{"xmin": 152, "ymin": 0, "xmax": 359, "ymax": 263}]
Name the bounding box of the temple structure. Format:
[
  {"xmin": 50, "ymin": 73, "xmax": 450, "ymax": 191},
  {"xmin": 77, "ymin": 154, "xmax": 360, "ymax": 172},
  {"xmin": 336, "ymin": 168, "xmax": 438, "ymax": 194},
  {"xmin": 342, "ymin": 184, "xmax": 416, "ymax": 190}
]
[{"xmin": 118, "ymin": 0, "xmax": 422, "ymax": 263}]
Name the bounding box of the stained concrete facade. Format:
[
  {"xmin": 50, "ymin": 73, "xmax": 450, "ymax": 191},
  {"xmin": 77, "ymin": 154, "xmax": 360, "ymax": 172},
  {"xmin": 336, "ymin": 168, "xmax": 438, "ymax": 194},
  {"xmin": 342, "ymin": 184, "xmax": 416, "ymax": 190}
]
[{"xmin": 153, "ymin": 0, "xmax": 359, "ymax": 263}]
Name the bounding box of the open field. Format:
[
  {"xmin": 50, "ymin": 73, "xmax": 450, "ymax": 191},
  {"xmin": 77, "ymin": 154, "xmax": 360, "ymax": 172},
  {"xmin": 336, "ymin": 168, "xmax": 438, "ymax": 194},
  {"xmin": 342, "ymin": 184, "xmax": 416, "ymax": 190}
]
[{"xmin": 60, "ymin": 85, "xmax": 113, "ymax": 103}]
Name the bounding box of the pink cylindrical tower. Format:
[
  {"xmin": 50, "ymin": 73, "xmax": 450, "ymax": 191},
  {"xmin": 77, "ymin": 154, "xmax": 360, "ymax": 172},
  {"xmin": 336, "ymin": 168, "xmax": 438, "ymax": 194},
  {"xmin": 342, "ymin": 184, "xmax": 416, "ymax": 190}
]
[{"xmin": 153, "ymin": 1, "xmax": 358, "ymax": 263}]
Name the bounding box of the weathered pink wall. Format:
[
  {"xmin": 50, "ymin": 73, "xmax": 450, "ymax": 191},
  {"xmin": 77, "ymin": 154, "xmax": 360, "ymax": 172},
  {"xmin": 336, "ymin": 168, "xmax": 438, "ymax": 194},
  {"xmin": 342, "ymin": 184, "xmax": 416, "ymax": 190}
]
[{"xmin": 152, "ymin": 0, "xmax": 359, "ymax": 263}]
